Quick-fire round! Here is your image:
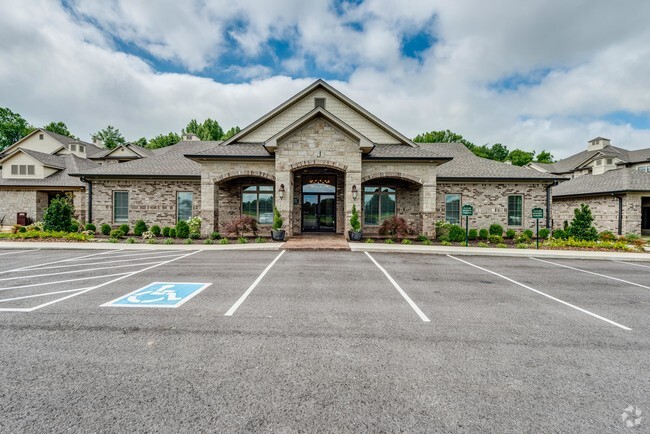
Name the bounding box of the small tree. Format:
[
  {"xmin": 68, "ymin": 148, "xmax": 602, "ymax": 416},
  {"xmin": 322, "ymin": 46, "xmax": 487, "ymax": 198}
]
[
  {"xmin": 272, "ymin": 207, "xmax": 283, "ymax": 231},
  {"xmin": 176, "ymin": 220, "xmax": 190, "ymax": 238},
  {"xmin": 133, "ymin": 220, "xmax": 148, "ymax": 236},
  {"xmin": 566, "ymin": 203, "xmax": 598, "ymax": 241},
  {"xmin": 349, "ymin": 205, "xmax": 361, "ymax": 233},
  {"xmin": 225, "ymin": 216, "xmax": 258, "ymax": 237},
  {"xmin": 378, "ymin": 216, "xmax": 413, "ymax": 240},
  {"xmin": 43, "ymin": 195, "xmax": 74, "ymax": 232}
]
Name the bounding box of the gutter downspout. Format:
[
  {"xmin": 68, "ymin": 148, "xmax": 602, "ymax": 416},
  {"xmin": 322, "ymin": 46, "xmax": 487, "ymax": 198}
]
[
  {"xmin": 81, "ymin": 177, "xmax": 92, "ymax": 224},
  {"xmin": 546, "ymin": 182, "xmax": 556, "ymax": 229},
  {"xmin": 613, "ymin": 194, "xmax": 623, "ymax": 235}
]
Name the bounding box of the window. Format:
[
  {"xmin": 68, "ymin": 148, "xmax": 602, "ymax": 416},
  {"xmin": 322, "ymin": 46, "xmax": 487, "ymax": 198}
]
[
  {"xmin": 27, "ymin": 165, "xmax": 35, "ymax": 175},
  {"xmin": 242, "ymin": 185, "xmax": 274, "ymax": 224},
  {"xmin": 315, "ymin": 98, "xmax": 326, "ymax": 109},
  {"xmin": 19, "ymin": 165, "xmax": 26, "ymax": 175},
  {"xmin": 638, "ymin": 166, "xmax": 650, "ymax": 172},
  {"xmin": 606, "ymin": 158, "xmax": 613, "ymax": 165},
  {"xmin": 113, "ymin": 191, "xmax": 128, "ymax": 223},
  {"xmin": 79, "ymin": 145, "xmax": 85, "ymax": 153},
  {"xmin": 596, "ymin": 159, "xmax": 602, "ymax": 166},
  {"xmin": 363, "ymin": 186, "xmax": 396, "ymax": 225},
  {"xmin": 70, "ymin": 144, "xmax": 76, "ymax": 152},
  {"xmin": 445, "ymin": 194, "xmax": 461, "ymax": 224},
  {"xmin": 177, "ymin": 191, "xmax": 193, "ymax": 222},
  {"xmin": 11, "ymin": 165, "xmax": 17, "ymax": 175},
  {"xmin": 39, "ymin": 134, "xmax": 44, "ymax": 140},
  {"xmin": 508, "ymin": 195, "xmax": 523, "ymax": 226}
]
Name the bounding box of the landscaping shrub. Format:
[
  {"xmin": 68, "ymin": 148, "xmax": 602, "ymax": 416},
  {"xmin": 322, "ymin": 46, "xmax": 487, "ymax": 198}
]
[
  {"xmin": 169, "ymin": 228, "xmax": 177, "ymax": 238},
  {"xmin": 219, "ymin": 238, "xmax": 229, "ymax": 244},
  {"xmin": 187, "ymin": 216, "xmax": 202, "ymax": 237},
  {"xmin": 203, "ymin": 238, "xmax": 213, "ymax": 245},
  {"xmin": 188, "ymin": 232, "xmax": 200, "ymax": 239},
  {"xmin": 435, "ymin": 220, "xmax": 451, "ymax": 239},
  {"xmin": 133, "ymin": 220, "xmax": 148, "ymax": 236},
  {"xmin": 624, "ymin": 233, "xmax": 641, "ymax": 241},
  {"xmin": 401, "ymin": 239, "xmax": 412, "ymax": 244},
  {"xmin": 237, "ymin": 237, "xmax": 247, "ymax": 244},
  {"xmin": 477, "ymin": 242, "xmax": 488, "ymax": 247},
  {"xmin": 272, "ymin": 207, "xmax": 283, "ymax": 231},
  {"xmin": 255, "ymin": 237, "xmax": 266, "ymax": 243},
  {"xmin": 416, "ymin": 234, "xmax": 428, "ymax": 242},
  {"xmin": 109, "ymin": 229, "xmax": 124, "ymax": 239},
  {"xmin": 488, "ymin": 235, "xmax": 503, "ymax": 244},
  {"xmin": 101, "ymin": 223, "xmax": 111, "ymax": 236},
  {"xmin": 119, "ymin": 224, "xmax": 130, "ymax": 235},
  {"xmin": 505, "ymin": 228, "xmax": 516, "ymax": 239},
  {"xmin": 544, "ymin": 238, "xmax": 636, "ymax": 251},
  {"xmin": 599, "ymin": 230, "xmax": 615, "ymax": 241},
  {"xmin": 69, "ymin": 224, "xmax": 79, "ymax": 233},
  {"xmin": 565, "ymin": 203, "xmax": 598, "ymax": 241},
  {"xmin": 43, "ymin": 195, "xmax": 74, "ymax": 232},
  {"xmin": 515, "ymin": 234, "xmax": 530, "ymax": 243},
  {"xmin": 441, "ymin": 240, "xmax": 452, "ymax": 246},
  {"xmin": 141, "ymin": 231, "xmax": 154, "ymax": 240},
  {"xmin": 349, "ymin": 205, "xmax": 361, "ymax": 233},
  {"xmin": 437, "ymin": 235, "xmax": 450, "ymax": 242},
  {"xmin": 496, "ymin": 243, "xmax": 507, "ymax": 248},
  {"xmin": 538, "ymin": 228, "xmax": 550, "ymax": 239},
  {"xmin": 0, "ymin": 231, "xmax": 94, "ymax": 241},
  {"xmin": 552, "ymin": 229, "xmax": 567, "ymax": 239},
  {"xmin": 365, "ymin": 238, "xmax": 375, "ymax": 243},
  {"xmin": 85, "ymin": 223, "xmax": 96, "ymax": 232},
  {"xmin": 150, "ymin": 225, "xmax": 161, "ymax": 236},
  {"xmin": 448, "ymin": 224, "xmax": 465, "ymax": 242},
  {"xmin": 468, "ymin": 229, "xmax": 478, "ymax": 241},
  {"xmin": 18, "ymin": 226, "xmax": 27, "ymax": 233},
  {"xmin": 489, "ymin": 224, "xmax": 503, "ymax": 237},
  {"xmin": 210, "ymin": 232, "xmax": 221, "ymax": 240},
  {"xmin": 516, "ymin": 243, "xmax": 529, "ymax": 249},
  {"xmin": 126, "ymin": 237, "xmax": 135, "ymax": 244},
  {"xmin": 479, "ymin": 228, "xmax": 489, "ymax": 240},
  {"xmin": 108, "ymin": 238, "xmax": 118, "ymax": 243},
  {"xmin": 162, "ymin": 226, "xmax": 171, "ymax": 237},
  {"xmin": 224, "ymin": 216, "xmax": 258, "ymax": 237},
  {"xmin": 146, "ymin": 239, "xmax": 156, "ymax": 244},
  {"xmin": 163, "ymin": 238, "xmax": 173, "ymax": 245},
  {"xmin": 422, "ymin": 239, "xmax": 431, "ymax": 245},
  {"xmin": 523, "ymin": 229, "xmax": 534, "ymax": 239},
  {"xmin": 175, "ymin": 221, "xmax": 190, "ymax": 238},
  {"xmin": 378, "ymin": 216, "xmax": 413, "ymax": 240},
  {"xmin": 183, "ymin": 238, "xmax": 193, "ymax": 244},
  {"xmin": 384, "ymin": 239, "xmax": 394, "ymax": 244}
]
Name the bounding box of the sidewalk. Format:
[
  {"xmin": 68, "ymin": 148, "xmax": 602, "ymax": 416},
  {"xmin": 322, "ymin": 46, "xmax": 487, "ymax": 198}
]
[{"xmin": 0, "ymin": 240, "xmax": 283, "ymax": 251}]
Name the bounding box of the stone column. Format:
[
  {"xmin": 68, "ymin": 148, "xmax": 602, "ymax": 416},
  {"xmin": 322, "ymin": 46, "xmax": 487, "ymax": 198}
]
[
  {"xmin": 419, "ymin": 183, "xmax": 436, "ymax": 237},
  {"xmin": 275, "ymin": 170, "xmax": 292, "ymax": 236},
  {"xmin": 344, "ymin": 170, "xmax": 362, "ymax": 239},
  {"xmin": 200, "ymin": 180, "xmax": 217, "ymax": 237}
]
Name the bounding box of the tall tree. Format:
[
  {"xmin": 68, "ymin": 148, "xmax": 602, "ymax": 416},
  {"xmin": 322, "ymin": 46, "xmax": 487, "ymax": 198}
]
[
  {"xmin": 147, "ymin": 132, "xmax": 181, "ymax": 149},
  {"xmin": 507, "ymin": 149, "xmax": 535, "ymax": 166},
  {"xmin": 223, "ymin": 126, "xmax": 241, "ymax": 140},
  {"xmin": 413, "ymin": 129, "xmax": 474, "ymax": 148},
  {"xmin": 184, "ymin": 118, "xmax": 224, "ymax": 141},
  {"xmin": 0, "ymin": 107, "xmax": 34, "ymax": 151},
  {"xmin": 93, "ymin": 125, "xmax": 125, "ymax": 149},
  {"xmin": 535, "ymin": 150, "xmax": 554, "ymax": 163},
  {"xmin": 132, "ymin": 137, "xmax": 148, "ymax": 147},
  {"xmin": 44, "ymin": 121, "xmax": 74, "ymax": 138}
]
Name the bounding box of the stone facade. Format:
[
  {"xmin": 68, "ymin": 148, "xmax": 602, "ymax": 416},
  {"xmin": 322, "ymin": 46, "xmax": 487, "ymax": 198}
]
[
  {"xmin": 91, "ymin": 179, "xmax": 201, "ymax": 228},
  {"xmin": 0, "ymin": 189, "xmax": 85, "ymax": 225},
  {"xmin": 436, "ymin": 182, "xmax": 550, "ymax": 231}
]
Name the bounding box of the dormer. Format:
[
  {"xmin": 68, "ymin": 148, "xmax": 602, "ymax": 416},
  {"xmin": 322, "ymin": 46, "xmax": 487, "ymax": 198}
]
[
  {"xmin": 591, "ymin": 156, "xmax": 617, "ymax": 175},
  {"xmin": 182, "ymin": 132, "xmax": 200, "ymax": 141},
  {"xmin": 587, "ymin": 137, "xmax": 611, "ymax": 152}
]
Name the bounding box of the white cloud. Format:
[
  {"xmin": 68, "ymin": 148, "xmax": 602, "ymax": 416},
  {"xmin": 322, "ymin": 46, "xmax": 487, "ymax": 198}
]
[{"xmin": 0, "ymin": 0, "xmax": 649, "ymax": 159}]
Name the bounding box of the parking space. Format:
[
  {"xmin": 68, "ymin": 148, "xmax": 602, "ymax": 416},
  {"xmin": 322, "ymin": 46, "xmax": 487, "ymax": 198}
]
[{"xmin": 0, "ymin": 247, "xmax": 648, "ymax": 432}]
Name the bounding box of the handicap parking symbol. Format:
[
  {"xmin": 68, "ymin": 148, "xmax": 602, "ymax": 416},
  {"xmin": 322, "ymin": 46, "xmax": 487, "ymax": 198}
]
[{"xmin": 102, "ymin": 282, "xmax": 211, "ymax": 308}]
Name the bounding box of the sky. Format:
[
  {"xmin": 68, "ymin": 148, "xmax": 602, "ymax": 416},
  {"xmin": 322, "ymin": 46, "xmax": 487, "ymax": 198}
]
[{"xmin": 1, "ymin": 0, "xmax": 649, "ymax": 159}]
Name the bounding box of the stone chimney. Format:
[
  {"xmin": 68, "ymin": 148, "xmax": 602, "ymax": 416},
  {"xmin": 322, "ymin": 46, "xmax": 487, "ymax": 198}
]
[
  {"xmin": 182, "ymin": 132, "xmax": 200, "ymax": 141},
  {"xmin": 587, "ymin": 137, "xmax": 610, "ymax": 152}
]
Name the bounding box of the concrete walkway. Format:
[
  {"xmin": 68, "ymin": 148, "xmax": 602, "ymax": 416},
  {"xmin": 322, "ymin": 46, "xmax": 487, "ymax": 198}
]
[{"xmin": 282, "ymin": 234, "xmax": 350, "ymax": 251}]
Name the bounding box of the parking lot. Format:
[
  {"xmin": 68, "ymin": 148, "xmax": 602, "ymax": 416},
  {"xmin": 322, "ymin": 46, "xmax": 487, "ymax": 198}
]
[{"xmin": 0, "ymin": 247, "xmax": 648, "ymax": 432}]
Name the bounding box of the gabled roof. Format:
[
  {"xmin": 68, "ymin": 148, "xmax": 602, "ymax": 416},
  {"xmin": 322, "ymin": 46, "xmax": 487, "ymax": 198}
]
[
  {"xmin": 19, "ymin": 149, "xmax": 67, "ymax": 169},
  {"xmin": 553, "ymin": 168, "xmax": 650, "ymax": 197},
  {"xmin": 91, "ymin": 143, "xmax": 154, "ymax": 159},
  {"xmin": 0, "ymin": 128, "xmax": 101, "ymax": 157},
  {"xmin": 219, "ymin": 79, "xmax": 415, "ymax": 147},
  {"xmin": 530, "ymin": 145, "xmax": 632, "ymax": 174},
  {"xmin": 363, "ymin": 144, "xmax": 452, "ymax": 161},
  {"xmin": 0, "ymin": 153, "xmax": 99, "ymax": 188}
]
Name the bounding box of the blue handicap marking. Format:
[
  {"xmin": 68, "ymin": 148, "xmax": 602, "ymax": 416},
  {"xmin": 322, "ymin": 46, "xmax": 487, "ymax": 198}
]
[{"xmin": 102, "ymin": 282, "xmax": 211, "ymax": 308}]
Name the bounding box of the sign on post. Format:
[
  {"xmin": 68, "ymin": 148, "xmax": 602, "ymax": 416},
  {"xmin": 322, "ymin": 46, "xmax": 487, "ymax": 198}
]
[
  {"xmin": 461, "ymin": 204, "xmax": 474, "ymax": 246},
  {"xmin": 102, "ymin": 282, "xmax": 211, "ymax": 308},
  {"xmin": 532, "ymin": 207, "xmax": 544, "ymax": 249}
]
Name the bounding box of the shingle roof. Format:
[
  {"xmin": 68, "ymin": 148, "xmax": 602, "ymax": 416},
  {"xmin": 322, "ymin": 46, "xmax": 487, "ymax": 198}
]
[
  {"xmin": 533, "ymin": 145, "xmax": 632, "ymax": 173},
  {"xmin": 92, "ymin": 143, "xmax": 155, "ymax": 159},
  {"xmin": 363, "ymin": 144, "xmax": 452, "ymax": 160},
  {"xmin": 72, "ymin": 141, "xmax": 218, "ymax": 178},
  {"xmin": 419, "ymin": 143, "xmax": 561, "ymax": 180},
  {"xmin": 43, "ymin": 130, "xmax": 105, "ymax": 157},
  {"xmin": 185, "ymin": 142, "xmax": 272, "ymax": 158},
  {"xmin": 19, "ymin": 149, "xmax": 66, "ymax": 169},
  {"xmin": 552, "ymin": 168, "xmax": 650, "ymax": 197},
  {"xmin": 0, "ymin": 154, "xmax": 99, "ymax": 188},
  {"xmin": 625, "ymin": 148, "xmax": 650, "ymax": 164}
]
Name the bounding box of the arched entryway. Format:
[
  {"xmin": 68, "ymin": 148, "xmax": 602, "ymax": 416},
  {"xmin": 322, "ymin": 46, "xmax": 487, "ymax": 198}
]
[
  {"xmin": 361, "ymin": 176, "xmax": 423, "ymax": 235},
  {"xmin": 292, "ymin": 166, "xmax": 346, "ymax": 234},
  {"xmin": 214, "ymin": 173, "xmax": 276, "ymax": 234}
]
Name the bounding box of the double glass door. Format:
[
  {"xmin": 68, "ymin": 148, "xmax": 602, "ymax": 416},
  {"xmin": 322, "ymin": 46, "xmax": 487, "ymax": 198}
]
[{"xmin": 302, "ymin": 194, "xmax": 336, "ymax": 232}]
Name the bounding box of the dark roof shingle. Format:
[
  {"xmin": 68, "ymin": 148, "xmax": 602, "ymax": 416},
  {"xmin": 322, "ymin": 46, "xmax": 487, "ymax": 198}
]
[{"xmin": 552, "ymin": 168, "xmax": 650, "ymax": 197}]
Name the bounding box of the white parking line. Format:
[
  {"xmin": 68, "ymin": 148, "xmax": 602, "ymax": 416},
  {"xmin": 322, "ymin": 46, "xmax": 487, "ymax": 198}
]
[
  {"xmin": 0, "ymin": 249, "xmax": 40, "ymax": 256},
  {"xmin": 0, "ymin": 272, "xmax": 133, "ymax": 291},
  {"xmin": 448, "ymin": 255, "xmax": 631, "ymax": 331},
  {"xmin": 76, "ymin": 249, "xmax": 185, "ymax": 260},
  {"xmin": 0, "ymin": 250, "xmax": 202, "ymax": 312},
  {"xmin": 365, "ymin": 252, "xmax": 430, "ymax": 323},
  {"xmin": 1, "ymin": 250, "xmax": 116, "ymax": 274},
  {"xmin": 0, "ymin": 287, "xmax": 88, "ymax": 303},
  {"xmin": 225, "ymin": 250, "xmax": 285, "ymax": 317},
  {"xmin": 0, "ymin": 261, "xmax": 166, "ymax": 282},
  {"xmin": 531, "ymin": 257, "xmax": 650, "ymax": 290},
  {"xmin": 18, "ymin": 253, "xmax": 188, "ymax": 272}
]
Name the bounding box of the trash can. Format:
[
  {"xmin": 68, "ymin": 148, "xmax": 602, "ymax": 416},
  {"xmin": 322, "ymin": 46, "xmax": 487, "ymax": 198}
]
[{"xmin": 17, "ymin": 212, "xmax": 27, "ymax": 226}]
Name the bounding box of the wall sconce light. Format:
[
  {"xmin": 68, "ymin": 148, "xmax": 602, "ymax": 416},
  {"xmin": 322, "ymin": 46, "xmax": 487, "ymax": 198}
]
[
  {"xmin": 279, "ymin": 184, "xmax": 285, "ymax": 200},
  {"xmin": 351, "ymin": 184, "xmax": 358, "ymax": 201}
]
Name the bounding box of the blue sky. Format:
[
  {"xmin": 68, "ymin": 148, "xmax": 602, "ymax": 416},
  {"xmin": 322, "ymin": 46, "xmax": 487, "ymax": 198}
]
[{"xmin": 1, "ymin": 0, "xmax": 649, "ymax": 157}]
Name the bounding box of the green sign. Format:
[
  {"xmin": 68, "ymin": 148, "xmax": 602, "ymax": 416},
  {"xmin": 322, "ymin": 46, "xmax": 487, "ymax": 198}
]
[
  {"xmin": 532, "ymin": 207, "xmax": 544, "ymax": 219},
  {"xmin": 462, "ymin": 204, "xmax": 474, "ymax": 216}
]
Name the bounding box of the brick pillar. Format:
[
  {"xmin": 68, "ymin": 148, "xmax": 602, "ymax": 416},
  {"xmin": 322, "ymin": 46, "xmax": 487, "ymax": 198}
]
[
  {"xmin": 200, "ymin": 180, "xmax": 217, "ymax": 237},
  {"xmin": 420, "ymin": 183, "xmax": 436, "ymax": 237},
  {"xmin": 276, "ymin": 171, "xmax": 292, "ymax": 236},
  {"xmin": 344, "ymin": 170, "xmax": 362, "ymax": 239}
]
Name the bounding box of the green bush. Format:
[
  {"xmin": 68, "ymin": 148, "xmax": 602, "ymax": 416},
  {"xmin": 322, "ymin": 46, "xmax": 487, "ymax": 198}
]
[
  {"xmin": 219, "ymin": 238, "xmax": 229, "ymax": 244},
  {"xmin": 505, "ymin": 228, "xmax": 516, "ymax": 239},
  {"xmin": 146, "ymin": 239, "xmax": 156, "ymax": 244},
  {"xmin": 85, "ymin": 223, "xmax": 96, "ymax": 232},
  {"xmin": 272, "ymin": 207, "xmax": 283, "ymax": 231},
  {"xmin": 119, "ymin": 224, "xmax": 130, "ymax": 235},
  {"xmin": 566, "ymin": 203, "xmax": 598, "ymax": 241},
  {"xmin": 150, "ymin": 225, "xmax": 161, "ymax": 236},
  {"xmin": 237, "ymin": 237, "xmax": 247, "ymax": 244},
  {"xmin": 468, "ymin": 229, "xmax": 478, "ymax": 241},
  {"xmin": 625, "ymin": 233, "xmax": 641, "ymax": 241},
  {"xmin": 175, "ymin": 220, "xmax": 190, "ymax": 239},
  {"xmin": 188, "ymin": 232, "xmax": 200, "ymax": 240},
  {"xmin": 523, "ymin": 229, "xmax": 534, "ymax": 239},
  {"xmin": 552, "ymin": 229, "xmax": 567, "ymax": 239},
  {"xmin": 516, "ymin": 243, "xmax": 529, "ymax": 249},
  {"xmin": 101, "ymin": 223, "xmax": 111, "ymax": 235},
  {"xmin": 365, "ymin": 238, "xmax": 375, "ymax": 243},
  {"xmin": 496, "ymin": 243, "xmax": 507, "ymax": 248},
  {"xmin": 441, "ymin": 240, "xmax": 452, "ymax": 246},
  {"xmin": 108, "ymin": 238, "xmax": 118, "ymax": 243},
  {"xmin": 203, "ymin": 238, "xmax": 213, "ymax": 245},
  {"xmin": 416, "ymin": 234, "xmax": 428, "ymax": 242},
  {"xmin": 133, "ymin": 220, "xmax": 148, "ymax": 236},
  {"xmin": 477, "ymin": 242, "xmax": 488, "ymax": 247},
  {"xmin": 126, "ymin": 237, "xmax": 135, "ymax": 244},
  {"xmin": 18, "ymin": 226, "xmax": 27, "ymax": 233},
  {"xmin": 479, "ymin": 228, "xmax": 489, "ymax": 240},
  {"xmin": 162, "ymin": 226, "xmax": 171, "ymax": 237},
  {"xmin": 488, "ymin": 235, "xmax": 503, "ymax": 244},
  {"xmin": 543, "ymin": 238, "xmax": 635, "ymax": 251},
  {"xmin": 599, "ymin": 230, "xmax": 616, "ymax": 241},
  {"xmin": 43, "ymin": 195, "xmax": 74, "ymax": 232},
  {"xmin": 401, "ymin": 239, "xmax": 412, "ymax": 244},
  {"xmin": 538, "ymin": 228, "xmax": 550, "ymax": 239},
  {"xmin": 163, "ymin": 238, "xmax": 173, "ymax": 245},
  {"xmin": 489, "ymin": 224, "xmax": 503, "ymax": 236},
  {"xmin": 438, "ymin": 235, "xmax": 450, "ymax": 242},
  {"xmin": 422, "ymin": 239, "xmax": 432, "ymax": 245},
  {"xmin": 349, "ymin": 204, "xmax": 361, "ymax": 232},
  {"xmin": 169, "ymin": 228, "xmax": 177, "ymax": 238},
  {"xmin": 255, "ymin": 237, "xmax": 266, "ymax": 243},
  {"xmin": 183, "ymin": 238, "xmax": 193, "ymax": 244},
  {"xmin": 109, "ymin": 229, "xmax": 124, "ymax": 239},
  {"xmin": 515, "ymin": 234, "xmax": 530, "ymax": 243},
  {"xmin": 384, "ymin": 239, "xmax": 394, "ymax": 244},
  {"xmin": 448, "ymin": 225, "xmax": 466, "ymax": 242},
  {"xmin": 210, "ymin": 232, "xmax": 221, "ymax": 240},
  {"xmin": 69, "ymin": 224, "xmax": 79, "ymax": 233}
]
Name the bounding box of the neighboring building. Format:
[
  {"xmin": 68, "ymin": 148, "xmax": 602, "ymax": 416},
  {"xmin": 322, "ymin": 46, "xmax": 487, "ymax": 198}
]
[
  {"xmin": 528, "ymin": 137, "xmax": 650, "ymax": 235},
  {"xmin": 73, "ymin": 80, "xmax": 561, "ymax": 237},
  {"xmin": 0, "ymin": 129, "xmax": 102, "ymax": 224}
]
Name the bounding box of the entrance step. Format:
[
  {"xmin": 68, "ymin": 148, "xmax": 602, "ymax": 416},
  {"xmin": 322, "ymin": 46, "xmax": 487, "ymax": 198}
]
[{"xmin": 282, "ymin": 234, "xmax": 350, "ymax": 251}]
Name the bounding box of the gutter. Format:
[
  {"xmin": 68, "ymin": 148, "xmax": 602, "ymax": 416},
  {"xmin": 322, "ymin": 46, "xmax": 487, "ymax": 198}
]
[{"xmin": 81, "ymin": 176, "xmax": 92, "ymax": 224}]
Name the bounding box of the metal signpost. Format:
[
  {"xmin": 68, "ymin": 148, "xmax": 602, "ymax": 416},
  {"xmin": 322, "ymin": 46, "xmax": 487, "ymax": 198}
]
[
  {"xmin": 462, "ymin": 204, "xmax": 474, "ymax": 247},
  {"xmin": 532, "ymin": 207, "xmax": 544, "ymax": 249}
]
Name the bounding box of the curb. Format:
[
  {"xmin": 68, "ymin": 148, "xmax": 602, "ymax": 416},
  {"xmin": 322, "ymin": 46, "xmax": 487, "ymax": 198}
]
[{"xmin": 0, "ymin": 241, "xmax": 284, "ymax": 251}]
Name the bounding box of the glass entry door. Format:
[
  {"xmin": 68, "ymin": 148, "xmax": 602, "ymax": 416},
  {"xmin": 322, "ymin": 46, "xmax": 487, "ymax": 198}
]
[{"xmin": 301, "ymin": 175, "xmax": 337, "ymax": 232}]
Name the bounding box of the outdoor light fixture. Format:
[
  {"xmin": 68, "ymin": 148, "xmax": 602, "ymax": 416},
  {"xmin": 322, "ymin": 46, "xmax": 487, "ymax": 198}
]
[
  {"xmin": 279, "ymin": 184, "xmax": 285, "ymax": 199},
  {"xmin": 351, "ymin": 184, "xmax": 358, "ymax": 200}
]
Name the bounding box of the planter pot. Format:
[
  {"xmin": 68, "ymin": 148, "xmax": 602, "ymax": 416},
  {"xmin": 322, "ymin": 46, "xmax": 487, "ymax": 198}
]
[
  {"xmin": 348, "ymin": 230, "xmax": 363, "ymax": 241},
  {"xmin": 271, "ymin": 230, "xmax": 286, "ymax": 241}
]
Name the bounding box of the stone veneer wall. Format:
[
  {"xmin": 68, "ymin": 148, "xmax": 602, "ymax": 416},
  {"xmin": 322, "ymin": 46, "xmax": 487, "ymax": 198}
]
[
  {"xmin": 553, "ymin": 193, "xmax": 647, "ymax": 235},
  {"xmin": 91, "ymin": 179, "xmax": 200, "ymax": 227},
  {"xmin": 0, "ymin": 189, "xmax": 85, "ymax": 225},
  {"xmin": 436, "ymin": 182, "xmax": 549, "ymax": 231}
]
